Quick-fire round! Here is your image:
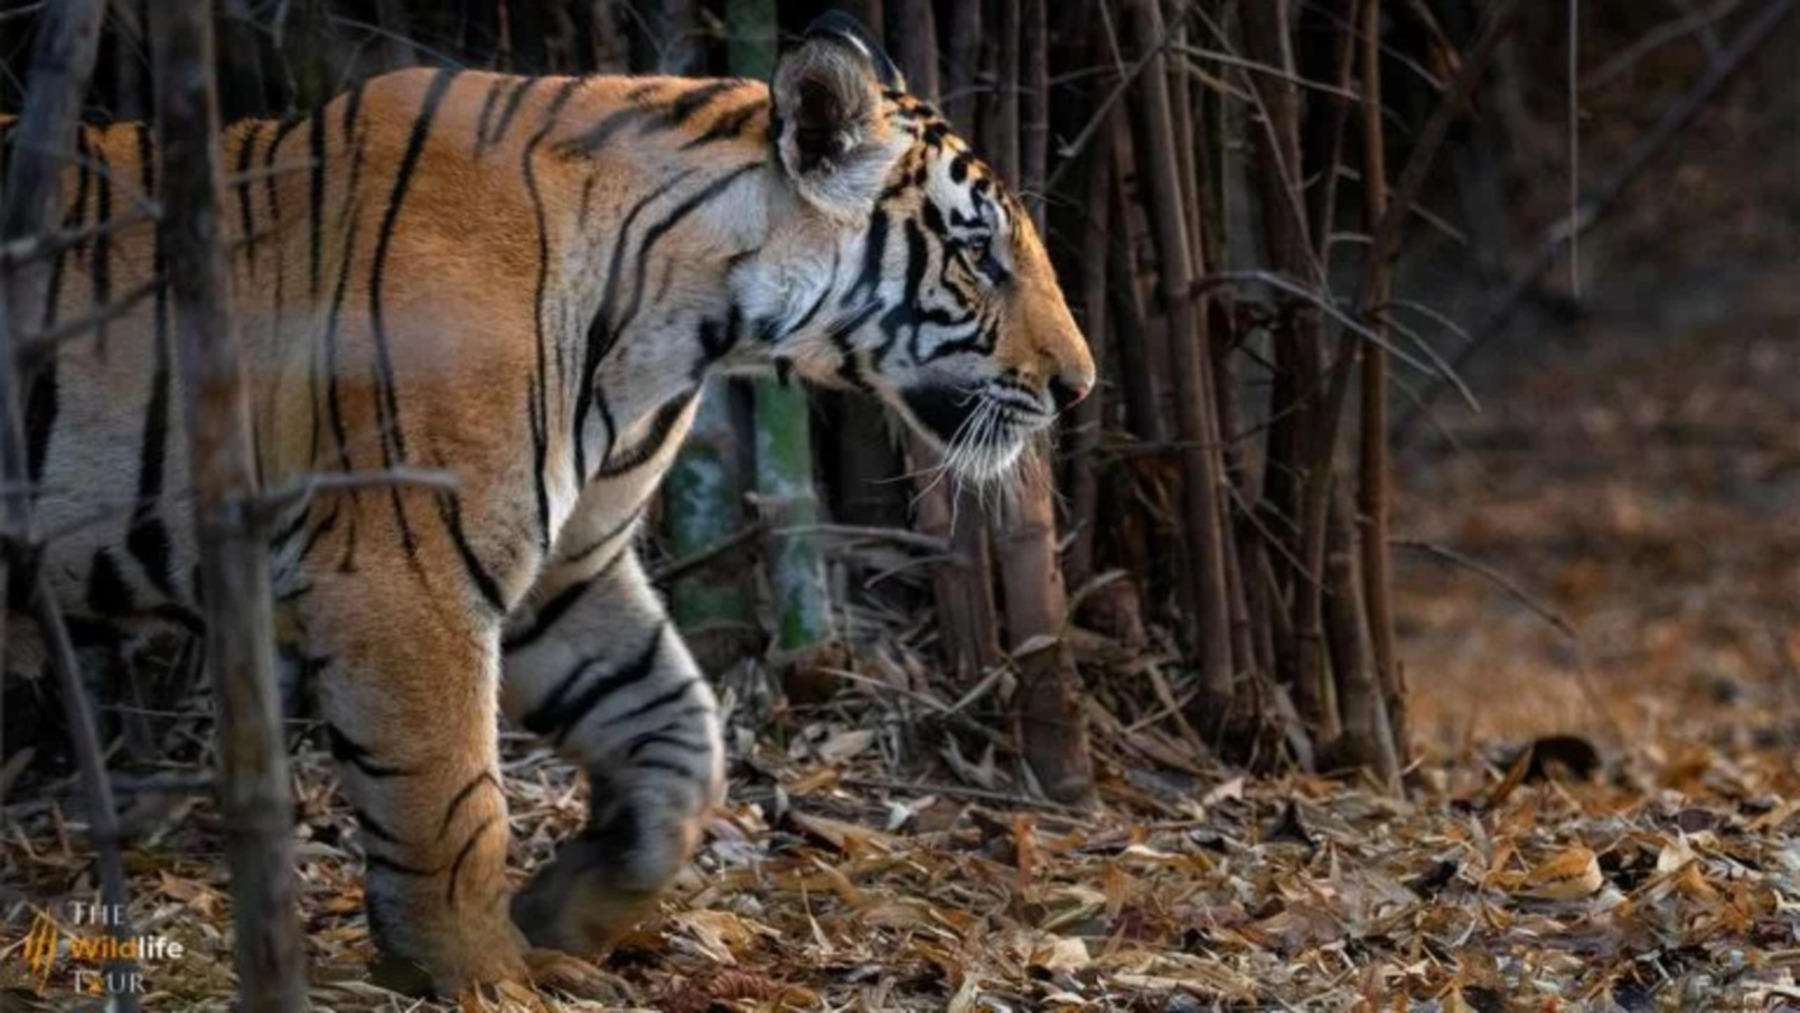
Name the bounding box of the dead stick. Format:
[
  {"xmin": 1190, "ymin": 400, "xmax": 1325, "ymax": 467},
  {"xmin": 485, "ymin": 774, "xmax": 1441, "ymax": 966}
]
[{"xmin": 152, "ymin": 2, "xmax": 306, "ymax": 1006}]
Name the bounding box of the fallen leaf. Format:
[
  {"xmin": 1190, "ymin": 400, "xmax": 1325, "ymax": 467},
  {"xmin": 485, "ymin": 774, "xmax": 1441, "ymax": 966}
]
[{"xmin": 1520, "ymin": 846, "xmax": 1604, "ymax": 900}]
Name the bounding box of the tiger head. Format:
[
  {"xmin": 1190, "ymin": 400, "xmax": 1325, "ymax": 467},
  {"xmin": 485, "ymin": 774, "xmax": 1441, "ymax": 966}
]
[{"xmin": 738, "ymin": 14, "xmax": 1095, "ymax": 482}]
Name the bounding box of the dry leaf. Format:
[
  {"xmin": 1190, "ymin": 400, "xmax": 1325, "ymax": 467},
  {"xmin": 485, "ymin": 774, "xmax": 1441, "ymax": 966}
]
[{"xmin": 1520, "ymin": 846, "xmax": 1604, "ymax": 900}]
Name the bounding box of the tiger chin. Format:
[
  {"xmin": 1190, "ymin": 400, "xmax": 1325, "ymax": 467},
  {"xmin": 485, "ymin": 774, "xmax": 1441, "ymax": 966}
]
[{"xmin": 13, "ymin": 11, "xmax": 1091, "ymax": 999}]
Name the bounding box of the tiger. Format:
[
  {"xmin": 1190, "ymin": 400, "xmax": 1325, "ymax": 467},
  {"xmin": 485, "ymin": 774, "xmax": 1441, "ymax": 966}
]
[{"xmin": 2, "ymin": 12, "xmax": 1093, "ymax": 996}]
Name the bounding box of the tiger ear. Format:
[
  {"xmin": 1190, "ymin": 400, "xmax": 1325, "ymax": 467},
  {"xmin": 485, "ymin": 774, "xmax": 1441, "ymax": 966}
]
[{"xmin": 771, "ymin": 14, "xmax": 908, "ymax": 219}]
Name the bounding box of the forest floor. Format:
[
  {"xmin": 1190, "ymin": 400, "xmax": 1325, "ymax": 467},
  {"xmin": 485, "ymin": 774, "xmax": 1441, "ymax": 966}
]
[{"xmin": 1, "ymin": 263, "xmax": 1795, "ymax": 1012}]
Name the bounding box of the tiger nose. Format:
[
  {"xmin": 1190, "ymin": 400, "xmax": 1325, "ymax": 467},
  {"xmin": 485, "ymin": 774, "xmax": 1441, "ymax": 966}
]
[{"xmin": 1049, "ymin": 374, "xmax": 1092, "ymax": 413}]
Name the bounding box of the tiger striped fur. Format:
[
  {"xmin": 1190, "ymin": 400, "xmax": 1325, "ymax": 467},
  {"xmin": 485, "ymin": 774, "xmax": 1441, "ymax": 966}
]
[{"xmin": 1, "ymin": 13, "xmax": 1093, "ymax": 995}]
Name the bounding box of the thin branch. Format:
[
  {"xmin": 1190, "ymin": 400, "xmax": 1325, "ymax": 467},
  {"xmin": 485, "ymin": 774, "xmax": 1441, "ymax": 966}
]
[
  {"xmin": 773, "ymin": 523, "xmax": 949, "ymax": 555},
  {"xmin": 1175, "ymin": 43, "xmax": 1363, "ymax": 101},
  {"xmin": 1392, "ymin": 539, "xmax": 1577, "ymax": 639},
  {"xmin": 1193, "ymin": 269, "xmax": 1452, "ymax": 386},
  {"xmin": 1043, "ymin": 37, "xmax": 1169, "ymax": 195},
  {"xmin": 648, "ymin": 522, "xmax": 767, "ymax": 585},
  {"xmin": 0, "ymin": 205, "xmax": 160, "ymax": 268},
  {"xmin": 253, "ymin": 466, "xmax": 459, "ymax": 521},
  {"xmin": 18, "ymin": 278, "xmax": 161, "ymax": 354}
]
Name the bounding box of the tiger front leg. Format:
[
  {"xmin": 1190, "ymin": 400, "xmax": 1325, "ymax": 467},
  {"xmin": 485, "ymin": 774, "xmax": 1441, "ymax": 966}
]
[
  {"xmin": 302, "ymin": 570, "xmax": 527, "ymax": 995},
  {"xmin": 501, "ymin": 547, "xmax": 725, "ymax": 956}
]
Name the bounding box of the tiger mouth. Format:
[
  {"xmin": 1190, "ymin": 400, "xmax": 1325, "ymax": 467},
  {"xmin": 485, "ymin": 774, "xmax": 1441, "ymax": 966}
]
[{"xmin": 900, "ymin": 384, "xmax": 1046, "ymax": 480}]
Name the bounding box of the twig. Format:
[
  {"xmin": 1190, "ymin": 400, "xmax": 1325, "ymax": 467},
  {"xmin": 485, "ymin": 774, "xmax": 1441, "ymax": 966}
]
[
  {"xmin": 839, "ymin": 775, "xmax": 1095, "ymax": 816},
  {"xmin": 0, "ymin": 3, "xmax": 45, "ymax": 25},
  {"xmin": 0, "ymin": 205, "xmax": 160, "ymax": 268},
  {"xmin": 772, "ymin": 523, "xmax": 949, "ymax": 555},
  {"xmin": 32, "ymin": 575, "xmax": 141, "ymax": 1000},
  {"xmin": 1174, "ymin": 43, "xmax": 1362, "ymax": 101},
  {"xmin": 648, "ymin": 522, "xmax": 766, "ymax": 585},
  {"xmin": 1582, "ymin": 0, "xmax": 1744, "ymax": 90},
  {"xmin": 253, "ymin": 466, "xmax": 459, "ymax": 521},
  {"xmin": 220, "ymin": 158, "xmax": 318, "ymax": 188},
  {"xmin": 1192, "ymin": 269, "xmax": 1451, "ymax": 386},
  {"xmin": 1391, "ymin": 539, "xmax": 1577, "ymax": 640},
  {"xmin": 18, "ymin": 278, "xmax": 160, "ymax": 354},
  {"xmin": 1043, "ymin": 37, "xmax": 1169, "ymax": 196}
]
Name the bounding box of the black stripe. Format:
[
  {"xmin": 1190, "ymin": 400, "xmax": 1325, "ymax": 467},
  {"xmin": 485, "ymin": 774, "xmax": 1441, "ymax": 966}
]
[
  {"xmin": 369, "ymin": 70, "xmax": 460, "ymax": 565},
  {"xmin": 571, "ymin": 167, "xmax": 700, "ymax": 477},
  {"xmin": 522, "ymin": 78, "xmax": 585, "ymax": 552},
  {"xmin": 297, "ymin": 502, "xmax": 341, "ymax": 565},
  {"xmin": 365, "ymin": 853, "xmax": 432, "ymax": 877},
  {"xmin": 327, "ymin": 722, "xmax": 409, "ymax": 778},
  {"xmin": 620, "ymin": 163, "xmax": 761, "ymax": 327},
  {"xmin": 483, "ymin": 76, "xmax": 541, "ymax": 152},
  {"xmin": 781, "ymin": 247, "xmax": 840, "ymax": 341},
  {"xmin": 558, "ymin": 104, "xmax": 653, "ymax": 155},
  {"xmin": 434, "ymin": 485, "xmax": 506, "ymax": 615},
  {"xmin": 625, "ymin": 730, "xmax": 711, "ymax": 760},
  {"xmin": 352, "ymin": 804, "xmax": 402, "ymax": 844},
  {"xmin": 521, "ymin": 623, "xmax": 666, "ymax": 743},
  {"xmin": 120, "ymin": 123, "xmax": 177, "ymax": 599},
  {"xmin": 86, "ymin": 549, "xmax": 134, "ymax": 615},
  {"xmin": 307, "ymin": 111, "xmax": 327, "ymax": 296},
  {"xmin": 632, "ymin": 757, "xmax": 698, "ymax": 778},
  {"xmin": 679, "ymin": 102, "xmax": 766, "ymax": 150},
  {"xmin": 24, "ymin": 365, "xmax": 58, "ymax": 490},
  {"xmin": 90, "ymin": 139, "xmax": 112, "ymax": 345},
  {"xmin": 445, "ymin": 817, "xmax": 497, "ymax": 905},
  {"xmin": 843, "ymin": 208, "xmax": 889, "ymax": 308},
  {"xmin": 439, "ymin": 771, "xmax": 499, "ymax": 835},
  {"xmin": 340, "ymin": 77, "xmax": 367, "ymax": 143},
  {"xmin": 561, "ymin": 502, "xmax": 645, "ymax": 568},
  {"xmin": 41, "ymin": 129, "xmax": 92, "ymax": 329},
  {"xmin": 642, "ymin": 80, "xmax": 744, "ymax": 135},
  {"xmin": 264, "ymin": 114, "xmax": 305, "ymax": 326},
  {"xmin": 472, "ymin": 78, "xmax": 508, "ymax": 152},
  {"xmin": 597, "ymin": 391, "xmax": 696, "ymax": 478},
  {"xmin": 602, "ymin": 678, "xmax": 695, "ymax": 730},
  {"xmin": 321, "ymin": 197, "xmax": 362, "ymax": 476},
  {"xmin": 234, "ymin": 123, "xmax": 260, "ymax": 273},
  {"xmin": 503, "ymin": 576, "xmax": 592, "ymax": 652}
]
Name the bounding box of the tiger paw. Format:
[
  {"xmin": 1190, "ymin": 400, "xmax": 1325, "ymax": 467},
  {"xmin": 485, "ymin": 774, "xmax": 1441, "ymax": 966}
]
[{"xmin": 523, "ymin": 947, "xmax": 628, "ymax": 1002}]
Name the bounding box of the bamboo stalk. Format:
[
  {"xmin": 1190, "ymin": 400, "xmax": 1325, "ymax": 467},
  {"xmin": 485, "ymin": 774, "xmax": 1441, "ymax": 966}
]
[
  {"xmin": 0, "ymin": 6, "xmax": 139, "ymax": 1004},
  {"xmin": 152, "ymin": 2, "xmax": 305, "ymax": 1007},
  {"xmin": 996, "ymin": 0, "xmax": 1095, "ymax": 804},
  {"xmin": 1122, "ymin": 0, "xmax": 1236, "ymax": 734},
  {"xmin": 893, "ymin": 4, "xmax": 1002, "ymax": 681},
  {"xmin": 1323, "ymin": 485, "xmax": 1398, "ymax": 786},
  {"xmin": 1064, "ymin": 135, "xmax": 1112, "ymax": 591},
  {"xmin": 1355, "ymin": 0, "xmax": 1405, "ymax": 762}
]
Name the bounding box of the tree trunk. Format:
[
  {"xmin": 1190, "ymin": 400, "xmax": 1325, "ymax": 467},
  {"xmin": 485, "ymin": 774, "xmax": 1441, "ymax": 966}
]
[
  {"xmin": 891, "ymin": 0, "xmax": 1001, "ymax": 682},
  {"xmin": 740, "ymin": 0, "xmax": 832, "ymax": 655},
  {"xmin": 892, "ymin": 0, "xmax": 937, "ymax": 100},
  {"xmin": 941, "ymin": 0, "xmax": 981, "ymax": 134},
  {"xmin": 1324, "ymin": 485, "xmax": 1399, "ymax": 787},
  {"xmin": 588, "ymin": 0, "xmax": 630, "ymax": 73},
  {"xmin": 995, "ymin": 0, "xmax": 1094, "ymax": 805},
  {"xmin": 1356, "ymin": 0, "xmax": 1406, "ymax": 761},
  {"xmin": 1064, "ymin": 137, "xmax": 1111, "ymax": 590},
  {"xmin": 0, "ymin": 3, "xmax": 139, "ymax": 1004},
  {"xmin": 1241, "ymin": 0, "xmax": 1336, "ymax": 735},
  {"xmin": 1122, "ymin": 0, "xmax": 1236, "ymax": 736},
  {"xmin": 151, "ymin": 2, "xmax": 306, "ymax": 1007}
]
